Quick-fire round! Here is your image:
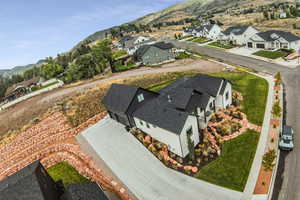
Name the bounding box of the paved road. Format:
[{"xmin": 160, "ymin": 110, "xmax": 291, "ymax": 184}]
[
  {"xmin": 77, "ymin": 118, "xmax": 243, "ymax": 200},
  {"xmin": 171, "ymin": 40, "xmax": 300, "ymax": 200}
]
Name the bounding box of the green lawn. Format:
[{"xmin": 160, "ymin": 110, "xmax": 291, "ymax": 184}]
[
  {"xmin": 175, "ymin": 52, "xmax": 191, "ymax": 60},
  {"xmin": 112, "ymin": 50, "xmax": 127, "ymax": 59},
  {"xmin": 47, "ymin": 162, "xmax": 89, "ymax": 187},
  {"xmin": 252, "ymin": 50, "xmax": 286, "ymax": 59},
  {"xmin": 210, "ymin": 71, "xmax": 268, "ymax": 126},
  {"xmin": 114, "ymin": 61, "xmax": 136, "ymax": 71},
  {"xmin": 195, "ymin": 130, "xmax": 260, "ymax": 191},
  {"xmin": 191, "ymin": 37, "xmax": 209, "ymax": 43},
  {"xmin": 207, "ymin": 41, "xmax": 235, "ymax": 49}
]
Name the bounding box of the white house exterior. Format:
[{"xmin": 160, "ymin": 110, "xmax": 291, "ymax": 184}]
[
  {"xmin": 247, "ymin": 30, "xmax": 300, "ymax": 50},
  {"xmin": 102, "ymin": 74, "xmax": 232, "ymax": 158},
  {"xmin": 193, "ymin": 24, "xmax": 221, "ymax": 39},
  {"xmin": 117, "ymin": 36, "xmax": 155, "ymax": 55},
  {"xmin": 134, "ymin": 115, "xmax": 199, "ymax": 157},
  {"xmin": 183, "ymin": 28, "xmax": 194, "ymax": 37},
  {"xmin": 220, "ymin": 26, "xmax": 259, "ymax": 46}
]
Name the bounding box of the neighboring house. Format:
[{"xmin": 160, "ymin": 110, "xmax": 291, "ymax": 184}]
[
  {"xmin": 247, "ymin": 30, "xmax": 300, "ymax": 50},
  {"xmin": 220, "ymin": 26, "xmax": 259, "ymax": 46},
  {"xmin": 279, "ymin": 11, "xmax": 287, "ymax": 19},
  {"xmin": 183, "ymin": 27, "xmax": 194, "ymax": 37},
  {"xmin": 134, "ymin": 42, "xmax": 175, "ymax": 65},
  {"xmin": 0, "ymin": 161, "xmax": 109, "ymax": 200},
  {"xmin": 117, "ymin": 36, "xmax": 155, "ymax": 55},
  {"xmin": 102, "ymin": 74, "xmax": 232, "ymax": 157},
  {"xmin": 4, "ymin": 76, "xmax": 42, "ymax": 102},
  {"xmin": 192, "ymin": 24, "xmax": 221, "ymax": 39}
]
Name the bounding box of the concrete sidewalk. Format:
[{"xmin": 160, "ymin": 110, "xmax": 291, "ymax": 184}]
[
  {"xmin": 77, "ymin": 117, "xmax": 243, "ymax": 200},
  {"xmin": 242, "ymin": 73, "xmax": 275, "ymax": 200}
]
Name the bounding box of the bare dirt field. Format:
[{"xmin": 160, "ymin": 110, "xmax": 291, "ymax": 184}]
[{"xmin": 0, "ymin": 58, "xmax": 224, "ymax": 136}]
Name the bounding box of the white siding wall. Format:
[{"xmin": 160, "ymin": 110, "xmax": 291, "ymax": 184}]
[
  {"xmin": 239, "ymin": 27, "xmax": 260, "ymax": 45},
  {"xmin": 134, "ymin": 117, "xmax": 184, "ymax": 157},
  {"xmin": 179, "ymin": 115, "xmax": 200, "ymax": 157},
  {"xmin": 290, "ymin": 40, "xmax": 300, "ymax": 50},
  {"xmin": 207, "ymin": 25, "xmax": 221, "ymax": 39},
  {"xmin": 222, "ymin": 83, "xmax": 232, "ymax": 108}
]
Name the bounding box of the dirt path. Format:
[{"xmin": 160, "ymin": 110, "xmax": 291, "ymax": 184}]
[{"xmin": 0, "ymin": 58, "xmax": 224, "ymax": 135}]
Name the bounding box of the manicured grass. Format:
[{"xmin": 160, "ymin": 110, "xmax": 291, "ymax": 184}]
[
  {"xmin": 252, "ymin": 50, "xmax": 286, "ymax": 59},
  {"xmin": 191, "ymin": 37, "xmax": 209, "ymax": 43},
  {"xmin": 112, "ymin": 50, "xmax": 127, "ymax": 59},
  {"xmin": 47, "ymin": 162, "xmax": 89, "ymax": 187},
  {"xmin": 175, "ymin": 52, "xmax": 191, "ymax": 60},
  {"xmin": 210, "ymin": 71, "xmax": 268, "ymax": 126},
  {"xmin": 207, "ymin": 41, "xmax": 235, "ymax": 49},
  {"xmin": 195, "ymin": 130, "xmax": 260, "ymax": 191}
]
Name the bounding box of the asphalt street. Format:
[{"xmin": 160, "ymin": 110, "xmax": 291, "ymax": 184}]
[{"xmin": 171, "ymin": 40, "xmax": 300, "ymax": 200}]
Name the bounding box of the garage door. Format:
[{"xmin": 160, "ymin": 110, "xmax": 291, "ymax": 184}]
[
  {"xmin": 247, "ymin": 42, "xmax": 253, "ymax": 48},
  {"xmin": 256, "ymin": 43, "xmax": 265, "ymax": 49}
]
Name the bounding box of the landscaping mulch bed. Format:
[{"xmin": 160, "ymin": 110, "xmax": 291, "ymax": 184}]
[{"xmin": 254, "ymin": 166, "xmax": 272, "ymax": 194}]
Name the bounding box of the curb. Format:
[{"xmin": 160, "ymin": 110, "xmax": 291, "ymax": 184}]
[{"xmin": 267, "ymin": 84, "xmax": 283, "ymax": 200}]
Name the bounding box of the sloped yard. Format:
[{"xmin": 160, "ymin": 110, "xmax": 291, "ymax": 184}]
[{"xmin": 196, "ymin": 130, "xmax": 260, "ymax": 191}]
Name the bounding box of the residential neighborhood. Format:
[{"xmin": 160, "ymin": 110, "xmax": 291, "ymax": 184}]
[{"xmin": 2, "ymin": 0, "xmax": 300, "ymax": 200}]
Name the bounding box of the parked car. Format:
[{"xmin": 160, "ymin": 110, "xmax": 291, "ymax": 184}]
[{"xmin": 279, "ymin": 125, "xmax": 294, "ymax": 151}]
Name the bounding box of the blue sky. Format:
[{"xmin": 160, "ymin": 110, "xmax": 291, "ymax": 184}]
[{"xmin": 0, "ymin": 0, "xmax": 183, "ymax": 69}]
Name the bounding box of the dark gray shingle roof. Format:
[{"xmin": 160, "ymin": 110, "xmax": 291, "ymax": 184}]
[
  {"xmin": 223, "ymin": 26, "xmax": 250, "ymax": 36},
  {"xmin": 256, "ymin": 30, "xmax": 300, "ymax": 42},
  {"xmin": 102, "ymin": 84, "xmax": 139, "ymax": 113},
  {"xmin": 135, "ymin": 42, "xmax": 173, "ymax": 59},
  {"xmin": 195, "ymin": 24, "xmax": 214, "ymax": 32},
  {"xmin": 64, "ymin": 182, "xmax": 109, "ymax": 200},
  {"xmin": 133, "ymin": 98, "xmax": 190, "ymax": 135},
  {"xmin": 0, "ymin": 161, "xmax": 60, "ymax": 200}
]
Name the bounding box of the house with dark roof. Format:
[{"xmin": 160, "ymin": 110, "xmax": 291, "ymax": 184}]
[
  {"xmin": 247, "ymin": 30, "xmax": 300, "ymax": 50},
  {"xmin": 220, "ymin": 26, "xmax": 259, "ymax": 46},
  {"xmin": 116, "ymin": 35, "xmax": 155, "ymax": 55},
  {"xmin": 102, "ymin": 74, "xmax": 232, "ymax": 157},
  {"xmin": 134, "ymin": 42, "xmax": 175, "ymax": 65},
  {"xmin": 192, "ymin": 24, "xmax": 221, "ymax": 39},
  {"xmin": 0, "ymin": 161, "xmax": 109, "ymax": 200},
  {"xmin": 183, "ymin": 27, "xmax": 194, "ymax": 37},
  {"xmin": 4, "ymin": 76, "xmax": 42, "ymax": 101}
]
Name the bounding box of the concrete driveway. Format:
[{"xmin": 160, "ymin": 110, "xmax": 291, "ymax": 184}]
[{"xmin": 77, "ymin": 117, "xmax": 243, "ymax": 200}]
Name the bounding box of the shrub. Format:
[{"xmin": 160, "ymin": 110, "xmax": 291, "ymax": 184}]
[
  {"xmin": 275, "ymin": 72, "xmax": 282, "ymax": 86},
  {"xmin": 272, "ymin": 101, "xmax": 282, "ymax": 118},
  {"xmin": 262, "ymin": 149, "xmax": 276, "ymax": 171}
]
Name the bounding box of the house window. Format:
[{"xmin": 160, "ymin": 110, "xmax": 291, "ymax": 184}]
[
  {"xmin": 137, "ymin": 94, "xmax": 144, "ymax": 102},
  {"xmin": 210, "ymin": 102, "xmax": 213, "ymax": 109},
  {"xmin": 186, "ymin": 127, "xmax": 193, "ymax": 137},
  {"xmin": 140, "ymin": 120, "xmax": 144, "ymax": 126},
  {"xmin": 226, "ymin": 92, "xmax": 229, "ymax": 100},
  {"xmin": 146, "ymin": 123, "xmax": 150, "ymax": 128}
]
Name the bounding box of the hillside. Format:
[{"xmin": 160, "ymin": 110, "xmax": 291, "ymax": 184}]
[
  {"xmin": 76, "ymin": 0, "xmax": 293, "ymax": 46},
  {"xmin": 2, "ymin": 0, "xmax": 296, "ymax": 76},
  {"xmin": 0, "ymin": 60, "xmax": 45, "ymax": 77}
]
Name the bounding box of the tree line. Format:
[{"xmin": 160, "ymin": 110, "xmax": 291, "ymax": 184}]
[{"xmin": 0, "ymin": 39, "xmax": 114, "ymax": 101}]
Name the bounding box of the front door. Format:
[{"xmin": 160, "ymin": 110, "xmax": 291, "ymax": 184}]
[{"xmin": 247, "ymin": 42, "xmax": 253, "ymax": 48}]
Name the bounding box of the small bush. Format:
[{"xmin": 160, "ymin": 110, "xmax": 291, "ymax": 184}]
[
  {"xmin": 272, "ymin": 101, "xmax": 282, "ymax": 118},
  {"xmin": 262, "ymin": 149, "xmax": 276, "ymax": 171}
]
